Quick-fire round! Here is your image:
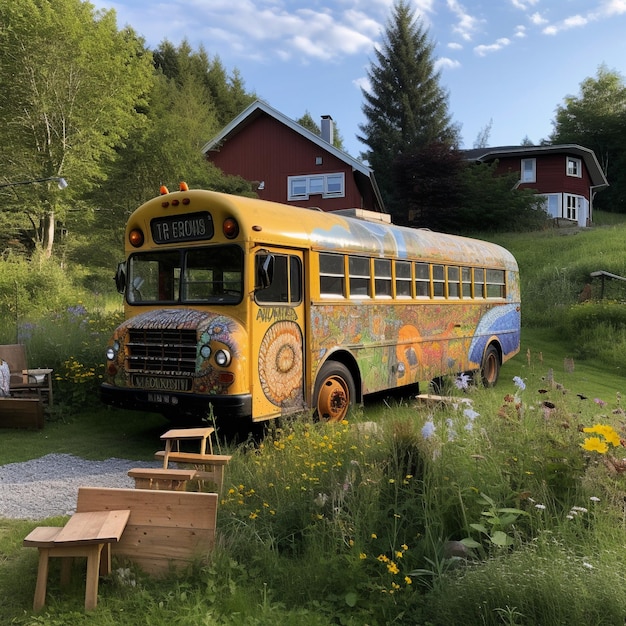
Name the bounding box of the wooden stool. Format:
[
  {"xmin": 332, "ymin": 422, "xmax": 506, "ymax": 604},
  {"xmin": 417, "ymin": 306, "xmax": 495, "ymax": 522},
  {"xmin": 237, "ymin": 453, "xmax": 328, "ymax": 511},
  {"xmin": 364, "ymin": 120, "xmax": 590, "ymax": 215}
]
[
  {"xmin": 127, "ymin": 468, "xmax": 197, "ymax": 491},
  {"xmin": 160, "ymin": 427, "xmax": 215, "ymax": 468},
  {"xmin": 154, "ymin": 450, "xmax": 232, "ymax": 491},
  {"xmin": 23, "ymin": 510, "xmax": 130, "ymax": 611}
]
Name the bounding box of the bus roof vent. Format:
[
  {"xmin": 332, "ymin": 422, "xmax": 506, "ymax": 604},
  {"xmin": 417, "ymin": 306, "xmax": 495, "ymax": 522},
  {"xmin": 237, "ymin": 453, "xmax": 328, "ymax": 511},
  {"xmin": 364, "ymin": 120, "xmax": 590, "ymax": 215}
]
[{"xmin": 330, "ymin": 208, "xmax": 392, "ymax": 224}]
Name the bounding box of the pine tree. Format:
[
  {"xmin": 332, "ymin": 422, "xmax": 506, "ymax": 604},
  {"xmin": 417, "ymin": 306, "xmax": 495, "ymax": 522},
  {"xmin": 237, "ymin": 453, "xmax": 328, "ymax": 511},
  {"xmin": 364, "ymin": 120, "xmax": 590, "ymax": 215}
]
[{"xmin": 358, "ymin": 0, "xmax": 458, "ymax": 216}]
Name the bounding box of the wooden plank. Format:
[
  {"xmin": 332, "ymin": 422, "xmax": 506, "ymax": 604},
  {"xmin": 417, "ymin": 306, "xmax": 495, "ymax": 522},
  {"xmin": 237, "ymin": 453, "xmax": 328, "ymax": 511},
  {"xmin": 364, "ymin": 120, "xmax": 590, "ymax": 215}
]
[
  {"xmin": 154, "ymin": 451, "xmax": 231, "ymax": 465},
  {"xmin": 54, "ymin": 510, "xmax": 130, "ymax": 545},
  {"xmin": 75, "ymin": 487, "xmax": 218, "ymax": 575},
  {"xmin": 0, "ymin": 398, "xmax": 44, "ymax": 429},
  {"xmin": 23, "ymin": 527, "xmax": 62, "ymax": 547}
]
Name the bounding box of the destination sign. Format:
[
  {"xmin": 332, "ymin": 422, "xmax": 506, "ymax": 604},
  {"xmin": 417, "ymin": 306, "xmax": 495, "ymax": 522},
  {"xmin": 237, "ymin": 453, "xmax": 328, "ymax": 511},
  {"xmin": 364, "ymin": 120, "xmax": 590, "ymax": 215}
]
[{"xmin": 151, "ymin": 212, "xmax": 213, "ymax": 244}]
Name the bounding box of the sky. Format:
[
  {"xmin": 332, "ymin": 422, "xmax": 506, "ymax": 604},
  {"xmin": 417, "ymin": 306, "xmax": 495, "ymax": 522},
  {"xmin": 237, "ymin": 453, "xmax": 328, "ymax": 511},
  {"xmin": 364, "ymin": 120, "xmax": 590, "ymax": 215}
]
[{"xmin": 90, "ymin": 0, "xmax": 626, "ymax": 159}]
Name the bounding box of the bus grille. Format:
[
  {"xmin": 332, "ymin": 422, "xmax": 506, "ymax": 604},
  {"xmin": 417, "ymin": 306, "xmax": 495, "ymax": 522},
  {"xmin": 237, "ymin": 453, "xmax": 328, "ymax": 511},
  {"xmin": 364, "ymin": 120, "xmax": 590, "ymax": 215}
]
[{"xmin": 127, "ymin": 328, "xmax": 197, "ymax": 374}]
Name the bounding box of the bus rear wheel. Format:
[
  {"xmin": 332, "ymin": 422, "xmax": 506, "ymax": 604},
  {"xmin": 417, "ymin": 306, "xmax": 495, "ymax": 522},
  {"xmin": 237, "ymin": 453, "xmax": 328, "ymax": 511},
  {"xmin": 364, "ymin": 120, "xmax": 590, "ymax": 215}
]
[
  {"xmin": 481, "ymin": 344, "xmax": 501, "ymax": 387},
  {"xmin": 314, "ymin": 362, "xmax": 355, "ymax": 422}
]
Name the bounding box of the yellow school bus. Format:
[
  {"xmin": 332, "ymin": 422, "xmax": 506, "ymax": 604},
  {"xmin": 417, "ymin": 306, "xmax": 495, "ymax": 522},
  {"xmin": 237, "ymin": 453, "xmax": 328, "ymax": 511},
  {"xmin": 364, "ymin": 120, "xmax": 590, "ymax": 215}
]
[{"xmin": 101, "ymin": 184, "xmax": 520, "ymax": 425}]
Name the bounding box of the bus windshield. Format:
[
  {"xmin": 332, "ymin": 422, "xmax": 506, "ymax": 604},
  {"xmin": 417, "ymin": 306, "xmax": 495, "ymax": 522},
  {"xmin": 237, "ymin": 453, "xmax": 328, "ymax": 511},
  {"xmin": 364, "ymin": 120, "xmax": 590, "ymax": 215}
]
[{"xmin": 127, "ymin": 245, "xmax": 244, "ymax": 305}]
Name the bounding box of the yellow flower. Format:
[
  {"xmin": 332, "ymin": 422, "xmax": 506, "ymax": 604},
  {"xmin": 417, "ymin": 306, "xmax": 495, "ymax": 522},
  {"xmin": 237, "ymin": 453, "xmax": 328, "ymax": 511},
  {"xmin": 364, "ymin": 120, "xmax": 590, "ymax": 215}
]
[
  {"xmin": 387, "ymin": 561, "xmax": 399, "ymax": 575},
  {"xmin": 581, "ymin": 437, "xmax": 609, "ymax": 454},
  {"xmin": 404, "ymin": 576, "xmax": 412, "ymax": 585},
  {"xmin": 359, "ymin": 553, "xmax": 367, "ymax": 560},
  {"xmin": 371, "ymin": 533, "xmax": 377, "ymax": 539}
]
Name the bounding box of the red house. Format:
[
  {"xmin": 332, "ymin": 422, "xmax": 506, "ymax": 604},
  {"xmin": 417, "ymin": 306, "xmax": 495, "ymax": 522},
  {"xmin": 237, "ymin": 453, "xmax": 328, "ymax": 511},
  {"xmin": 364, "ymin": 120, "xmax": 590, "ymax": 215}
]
[
  {"xmin": 464, "ymin": 145, "xmax": 609, "ymax": 227},
  {"xmin": 202, "ymin": 100, "xmax": 385, "ymax": 213}
]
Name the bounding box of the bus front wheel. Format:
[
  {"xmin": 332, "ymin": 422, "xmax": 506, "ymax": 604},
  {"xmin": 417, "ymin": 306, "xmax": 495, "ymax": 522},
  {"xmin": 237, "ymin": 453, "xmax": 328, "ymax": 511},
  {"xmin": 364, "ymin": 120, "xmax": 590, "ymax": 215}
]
[
  {"xmin": 481, "ymin": 344, "xmax": 501, "ymax": 387},
  {"xmin": 314, "ymin": 362, "xmax": 355, "ymax": 422}
]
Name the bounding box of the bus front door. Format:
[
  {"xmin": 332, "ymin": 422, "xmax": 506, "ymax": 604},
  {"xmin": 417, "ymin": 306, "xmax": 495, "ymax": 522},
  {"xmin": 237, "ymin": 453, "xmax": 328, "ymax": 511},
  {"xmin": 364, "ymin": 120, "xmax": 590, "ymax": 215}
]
[{"xmin": 251, "ymin": 249, "xmax": 306, "ymax": 421}]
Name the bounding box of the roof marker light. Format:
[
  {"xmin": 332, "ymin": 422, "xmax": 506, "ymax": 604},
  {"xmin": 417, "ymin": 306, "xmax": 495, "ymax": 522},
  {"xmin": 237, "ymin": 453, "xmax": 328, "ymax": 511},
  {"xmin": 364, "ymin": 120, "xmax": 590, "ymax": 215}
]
[{"xmin": 160, "ymin": 185, "xmax": 169, "ymax": 195}]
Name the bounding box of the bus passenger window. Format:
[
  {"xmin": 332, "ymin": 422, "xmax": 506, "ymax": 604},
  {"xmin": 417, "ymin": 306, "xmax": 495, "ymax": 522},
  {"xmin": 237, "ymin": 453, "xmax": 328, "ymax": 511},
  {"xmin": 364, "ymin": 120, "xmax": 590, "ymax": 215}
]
[
  {"xmin": 474, "ymin": 268, "xmax": 485, "ymax": 298},
  {"xmin": 349, "ymin": 256, "xmax": 370, "ymax": 298},
  {"xmin": 447, "ymin": 266, "xmax": 460, "ymax": 298},
  {"xmin": 462, "ymin": 267, "xmax": 472, "ymax": 298},
  {"xmin": 486, "ymin": 269, "xmax": 506, "ymax": 298},
  {"xmin": 415, "ymin": 262, "xmax": 430, "ymax": 298},
  {"xmin": 395, "ymin": 261, "xmax": 412, "ymax": 297},
  {"xmin": 319, "ymin": 253, "xmax": 345, "ymax": 297},
  {"xmin": 432, "ymin": 265, "xmax": 445, "ymax": 298},
  {"xmin": 374, "ymin": 259, "xmax": 392, "ymax": 297}
]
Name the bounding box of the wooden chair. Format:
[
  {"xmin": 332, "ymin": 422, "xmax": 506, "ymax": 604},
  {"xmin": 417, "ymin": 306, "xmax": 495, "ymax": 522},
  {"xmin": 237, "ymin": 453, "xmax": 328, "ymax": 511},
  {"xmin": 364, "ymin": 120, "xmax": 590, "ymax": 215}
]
[{"xmin": 0, "ymin": 344, "xmax": 53, "ymax": 406}]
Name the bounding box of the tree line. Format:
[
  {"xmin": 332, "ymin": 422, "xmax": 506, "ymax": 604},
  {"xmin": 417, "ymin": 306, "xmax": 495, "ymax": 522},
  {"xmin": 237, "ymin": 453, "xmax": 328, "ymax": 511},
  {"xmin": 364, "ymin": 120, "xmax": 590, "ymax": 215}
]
[{"xmin": 0, "ymin": 0, "xmax": 624, "ymax": 271}]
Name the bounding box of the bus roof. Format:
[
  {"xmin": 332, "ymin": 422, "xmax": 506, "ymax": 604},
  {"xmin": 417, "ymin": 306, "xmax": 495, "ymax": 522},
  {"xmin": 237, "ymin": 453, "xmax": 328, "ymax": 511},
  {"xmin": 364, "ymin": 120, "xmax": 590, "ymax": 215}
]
[{"xmin": 135, "ymin": 189, "xmax": 518, "ymax": 271}]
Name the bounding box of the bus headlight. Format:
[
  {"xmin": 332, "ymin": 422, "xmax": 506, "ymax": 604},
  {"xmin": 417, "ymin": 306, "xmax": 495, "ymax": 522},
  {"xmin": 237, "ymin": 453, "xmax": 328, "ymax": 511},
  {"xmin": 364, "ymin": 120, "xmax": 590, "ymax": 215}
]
[
  {"xmin": 106, "ymin": 340, "xmax": 120, "ymax": 361},
  {"xmin": 214, "ymin": 349, "xmax": 231, "ymax": 367},
  {"xmin": 129, "ymin": 228, "xmax": 144, "ymax": 247}
]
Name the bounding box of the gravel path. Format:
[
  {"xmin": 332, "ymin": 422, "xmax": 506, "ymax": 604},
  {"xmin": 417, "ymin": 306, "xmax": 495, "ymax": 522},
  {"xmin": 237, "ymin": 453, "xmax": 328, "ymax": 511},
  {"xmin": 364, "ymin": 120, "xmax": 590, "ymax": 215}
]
[{"xmin": 0, "ymin": 454, "xmax": 159, "ymax": 520}]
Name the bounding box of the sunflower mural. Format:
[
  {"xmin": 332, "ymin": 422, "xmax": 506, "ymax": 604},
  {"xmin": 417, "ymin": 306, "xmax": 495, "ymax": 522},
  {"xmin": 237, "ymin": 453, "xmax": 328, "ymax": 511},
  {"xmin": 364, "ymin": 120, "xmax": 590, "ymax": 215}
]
[{"xmin": 258, "ymin": 321, "xmax": 304, "ymax": 408}]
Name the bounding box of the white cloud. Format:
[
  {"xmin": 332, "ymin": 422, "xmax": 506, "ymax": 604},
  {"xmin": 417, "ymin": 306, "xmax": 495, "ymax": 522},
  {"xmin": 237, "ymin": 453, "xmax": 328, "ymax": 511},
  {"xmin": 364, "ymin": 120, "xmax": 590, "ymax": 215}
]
[
  {"xmin": 514, "ymin": 25, "xmax": 526, "ymax": 38},
  {"xmin": 436, "ymin": 57, "xmax": 461, "ymax": 71},
  {"xmin": 510, "ymin": 0, "xmax": 539, "ymax": 9},
  {"xmin": 446, "ymin": 0, "xmax": 483, "ymax": 41},
  {"xmin": 474, "ymin": 37, "xmax": 512, "ymax": 56},
  {"xmin": 529, "ymin": 11, "xmax": 547, "ymax": 25},
  {"xmin": 447, "ymin": 42, "xmax": 463, "ymax": 50},
  {"xmin": 543, "ymin": 14, "xmax": 588, "ymax": 35}
]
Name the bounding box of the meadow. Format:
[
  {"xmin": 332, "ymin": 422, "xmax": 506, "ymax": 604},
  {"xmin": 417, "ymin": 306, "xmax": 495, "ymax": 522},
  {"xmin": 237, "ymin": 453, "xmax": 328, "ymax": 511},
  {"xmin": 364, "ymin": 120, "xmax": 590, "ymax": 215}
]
[{"xmin": 2, "ymin": 216, "xmax": 626, "ymax": 624}]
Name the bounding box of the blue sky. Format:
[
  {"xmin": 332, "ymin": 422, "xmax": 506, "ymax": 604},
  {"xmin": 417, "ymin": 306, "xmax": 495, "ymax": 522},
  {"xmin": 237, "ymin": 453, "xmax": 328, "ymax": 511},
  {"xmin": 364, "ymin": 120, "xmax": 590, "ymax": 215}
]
[{"xmin": 91, "ymin": 0, "xmax": 626, "ymax": 158}]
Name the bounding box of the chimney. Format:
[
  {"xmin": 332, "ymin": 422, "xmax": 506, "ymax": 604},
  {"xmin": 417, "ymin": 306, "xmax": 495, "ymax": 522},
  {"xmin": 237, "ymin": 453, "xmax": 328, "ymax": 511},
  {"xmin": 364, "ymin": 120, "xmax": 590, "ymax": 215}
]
[{"xmin": 321, "ymin": 115, "xmax": 334, "ymax": 145}]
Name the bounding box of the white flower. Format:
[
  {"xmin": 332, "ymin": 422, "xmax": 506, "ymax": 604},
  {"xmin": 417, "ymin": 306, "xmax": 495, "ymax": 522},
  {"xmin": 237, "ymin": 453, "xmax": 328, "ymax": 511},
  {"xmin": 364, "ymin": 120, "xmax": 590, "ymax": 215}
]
[
  {"xmin": 583, "ymin": 561, "xmax": 594, "ymax": 569},
  {"xmin": 513, "ymin": 376, "xmax": 526, "ymax": 391},
  {"xmin": 463, "ymin": 408, "xmax": 480, "ymax": 421},
  {"xmin": 590, "ymin": 496, "xmax": 600, "ymax": 502},
  {"xmin": 534, "ymin": 503, "xmax": 546, "ymax": 510},
  {"xmin": 455, "ymin": 373, "xmax": 470, "ymax": 390},
  {"xmin": 421, "ymin": 420, "xmax": 436, "ymax": 440}
]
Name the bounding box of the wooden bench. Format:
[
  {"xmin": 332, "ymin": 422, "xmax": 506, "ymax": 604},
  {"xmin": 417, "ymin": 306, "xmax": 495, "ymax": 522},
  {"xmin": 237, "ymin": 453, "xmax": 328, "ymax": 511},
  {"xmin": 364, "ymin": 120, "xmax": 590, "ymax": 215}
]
[
  {"xmin": 23, "ymin": 509, "xmax": 130, "ymax": 611},
  {"xmin": 127, "ymin": 467, "xmax": 198, "ymax": 491},
  {"xmin": 75, "ymin": 486, "xmax": 218, "ymax": 576},
  {"xmin": 154, "ymin": 450, "xmax": 232, "ymax": 491}
]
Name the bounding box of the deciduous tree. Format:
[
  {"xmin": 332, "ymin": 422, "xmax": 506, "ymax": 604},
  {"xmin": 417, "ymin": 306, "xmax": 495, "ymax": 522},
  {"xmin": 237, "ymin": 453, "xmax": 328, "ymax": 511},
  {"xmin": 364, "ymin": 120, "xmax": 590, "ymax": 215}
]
[{"xmin": 0, "ymin": 0, "xmax": 154, "ymax": 256}]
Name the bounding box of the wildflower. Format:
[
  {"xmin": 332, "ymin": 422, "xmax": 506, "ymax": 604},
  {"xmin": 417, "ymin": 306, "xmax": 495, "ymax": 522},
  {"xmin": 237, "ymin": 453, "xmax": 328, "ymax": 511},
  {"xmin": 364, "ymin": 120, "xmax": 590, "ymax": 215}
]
[
  {"xmin": 371, "ymin": 533, "xmax": 377, "ymax": 539},
  {"xmin": 594, "ymin": 398, "xmax": 607, "ymax": 407},
  {"xmin": 590, "ymin": 496, "xmax": 600, "ymax": 503},
  {"xmin": 404, "ymin": 576, "xmax": 413, "ymax": 585},
  {"xmin": 534, "ymin": 503, "xmax": 546, "ymax": 510},
  {"xmin": 359, "ymin": 553, "xmax": 367, "ymax": 560},
  {"xmin": 513, "ymin": 376, "xmax": 526, "ymax": 391},
  {"xmin": 583, "ymin": 562, "xmax": 593, "ymax": 569},
  {"xmin": 455, "ymin": 373, "xmax": 470, "ymax": 390},
  {"xmin": 463, "ymin": 408, "xmax": 480, "ymax": 421},
  {"xmin": 581, "ymin": 437, "xmax": 609, "ymax": 454},
  {"xmin": 421, "ymin": 419, "xmax": 436, "ymax": 440},
  {"xmin": 387, "ymin": 561, "xmax": 399, "ymax": 575}
]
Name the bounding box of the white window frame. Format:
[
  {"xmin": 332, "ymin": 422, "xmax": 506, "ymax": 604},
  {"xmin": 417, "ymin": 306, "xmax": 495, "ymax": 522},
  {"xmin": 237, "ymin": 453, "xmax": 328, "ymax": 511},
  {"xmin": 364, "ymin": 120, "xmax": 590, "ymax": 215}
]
[
  {"xmin": 566, "ymin": 157, "xmax": 582, "ymax": 178},
  {"xmin": 287, "ymin": 172, "xmax": 345, "ymax": 201},
  {"xmin": 521, "ymin": 158, "xmax": 536, "ymax": 183},
  {"xmin": 564, "ymin": 194, "xmax": 582, "ymax": 221}
]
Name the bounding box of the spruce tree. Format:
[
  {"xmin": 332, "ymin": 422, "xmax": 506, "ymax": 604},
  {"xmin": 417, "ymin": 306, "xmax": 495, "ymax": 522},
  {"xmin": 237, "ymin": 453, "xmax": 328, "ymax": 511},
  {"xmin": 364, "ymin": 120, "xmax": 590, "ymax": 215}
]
[{"xmin": 358, "ymin": 0, "xmax": 458, "ymax": 217}]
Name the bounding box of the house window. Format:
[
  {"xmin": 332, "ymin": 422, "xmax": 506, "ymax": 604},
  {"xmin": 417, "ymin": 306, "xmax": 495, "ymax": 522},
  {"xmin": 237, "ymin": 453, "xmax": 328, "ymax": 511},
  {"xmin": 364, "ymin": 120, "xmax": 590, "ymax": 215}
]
[
  {"xmin": 287, "ymin": 173, "xmax": 345, "ymax": 201},
  {"xmin": 565, "ymin": 194, "xmax": 580, "ymax": 221},
  {"xmin": 540, "ymin": 194, "xmax": 560, "ymax": 218},
  {"xmin": 521, "ymin": 158, "xmax": 536, "ymax": 183},
  {"xmin": 567, "ymin": 157, "xmax": 582, "ymax": 178}
]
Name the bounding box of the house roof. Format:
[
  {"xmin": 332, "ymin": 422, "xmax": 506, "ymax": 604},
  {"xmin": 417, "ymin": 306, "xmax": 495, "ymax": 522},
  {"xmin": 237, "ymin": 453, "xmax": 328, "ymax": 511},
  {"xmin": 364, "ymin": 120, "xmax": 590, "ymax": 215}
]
[
  {"xmin": 463, "ymin": 144, "xmax": 609, "ymax": 189},
  {"xmin": 201, "ymin": 99, "xmax": 386, "ymax": 211}
]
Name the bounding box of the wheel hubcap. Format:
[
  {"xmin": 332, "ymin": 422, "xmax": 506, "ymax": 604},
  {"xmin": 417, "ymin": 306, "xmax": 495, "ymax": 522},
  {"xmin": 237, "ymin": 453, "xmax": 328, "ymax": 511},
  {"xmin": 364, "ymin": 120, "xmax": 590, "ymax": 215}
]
[{"xmin": 318, "ymin": 376, "xmax": 349, "ymax": 421}]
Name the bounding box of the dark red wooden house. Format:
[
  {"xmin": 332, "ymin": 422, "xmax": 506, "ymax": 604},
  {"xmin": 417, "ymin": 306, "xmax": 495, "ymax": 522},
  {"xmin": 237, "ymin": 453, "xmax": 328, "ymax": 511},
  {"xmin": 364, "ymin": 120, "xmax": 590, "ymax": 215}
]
[
  {"xmin": 464, "ymin": 145, "xmax": 608, "ymax": 227},
  {"xmin": 202, "ymin": 100, "xmax": 385, "ymax": 213}
]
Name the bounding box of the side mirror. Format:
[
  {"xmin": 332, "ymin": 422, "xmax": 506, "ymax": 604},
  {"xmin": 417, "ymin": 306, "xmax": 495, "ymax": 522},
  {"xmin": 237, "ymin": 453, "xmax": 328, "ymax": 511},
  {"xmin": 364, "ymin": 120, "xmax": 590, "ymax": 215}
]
[
  {"xmin": 114, "ymin": 262, "xmax": 126, "ymax": 294},
  {"xmin": 257, "ymin": 254, "xmax": 274, "ymax": 290}
]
